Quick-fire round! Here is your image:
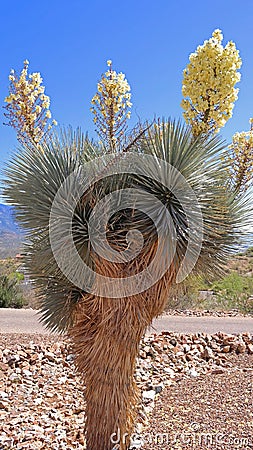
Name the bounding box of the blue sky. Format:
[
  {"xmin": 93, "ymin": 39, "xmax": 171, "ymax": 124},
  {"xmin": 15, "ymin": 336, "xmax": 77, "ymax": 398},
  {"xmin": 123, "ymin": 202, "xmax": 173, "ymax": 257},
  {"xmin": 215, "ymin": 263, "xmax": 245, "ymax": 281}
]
[{"xmin": 0, "ymin": 0, "xmax": 253, "ymax": 178}]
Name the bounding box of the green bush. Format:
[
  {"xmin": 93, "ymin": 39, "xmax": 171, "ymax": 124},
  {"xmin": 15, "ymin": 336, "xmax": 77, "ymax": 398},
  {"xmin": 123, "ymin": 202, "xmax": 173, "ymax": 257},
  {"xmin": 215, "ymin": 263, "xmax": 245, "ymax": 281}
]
[
  {"xmin": 167, "ymin": 265, "xmax": 253, "ymax": 314},
  {"xmin": 211, "ymin": 272, "xmax": 253, "ymax": 313},
  {"xmin": 0, "ymin": 258, "xmax": 35, "ymax": 308},
  {"xmin": 0, "ymin": 271, "xmax": 26, "ymax": 308},
  {"xmin": 245, "ymin": 246, "xmax": 253, "ymax": 257}
]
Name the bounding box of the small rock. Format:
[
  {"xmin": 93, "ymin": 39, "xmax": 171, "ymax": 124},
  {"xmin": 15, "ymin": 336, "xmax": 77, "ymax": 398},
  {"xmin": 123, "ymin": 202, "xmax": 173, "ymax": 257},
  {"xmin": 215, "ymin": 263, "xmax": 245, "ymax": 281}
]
[
  {"xmin": 201, "ymin": 347, "xmax": 214, "ymax": 360},
  {"xmin": 139, "ymin": 350, "xmax": 146, "ymax": 358},
  {"xmin": 30, "ymin": 353, "xmax": 39, "ymax": 363},
  {"xmin": 196, "ymin": 344, "xmax": 204, "ymax": 353},
  {"xmin": 9, "ymin": 373, "xmax": 20, "ymax": 382},
  {"xmin": 0, "ymin": 400, "xmax": 10, "ymax": 410},
  {"xmin": 183, "ymin": 344, "xmax": 191, "ymax": 353},
  {"xmin": 247, "ymin": 343, "xmax": 253, "ymax": 354},
  {"xmin": 44, "ymin": 351, "xmax": 57, "ymax": 362},
  {"xmin": 236, "ymin": 342, "xmax": 247, "ymax": 354},
  {"xmin": 142, "ymin": 390, "xmax": 156, "ymax": 401},
  {"xmin": 221, "ymin": 345, "xmax": 231, "ymax": 353},
  {"xmin": 143, "ymin": 345, "xmax": 151, "ymax": 354},
  {"xmin": 0, "ymin": 362, "xmax": 9, "ymax": 372},
  {"xmin": 186, "ymin": 368, "xmax": 199, "ymax": 378},
  {"xmin": 153, "ymin": 385, "xmax": 163, "ymax": 394},
  {"xmin": 222, "ymin": 334, "xmax": 237, "ymax": 345},
  {"xmin": 163, "ymin": 367, "xmax": 175, "ymax": 377},
  {"xmin": 58, "ymin": 376, "xmax": 67, "ymax": 383},
  {"xmin": 0, "ymin": 391, "xmax": 8, "ymax": 399},
  {"xmin": 22, "ymin": 369, "xmax": 33, "ymax": 377},
  {"xmin": 242, "ymin": 332, "xmax": 251, "ymax": 343}
]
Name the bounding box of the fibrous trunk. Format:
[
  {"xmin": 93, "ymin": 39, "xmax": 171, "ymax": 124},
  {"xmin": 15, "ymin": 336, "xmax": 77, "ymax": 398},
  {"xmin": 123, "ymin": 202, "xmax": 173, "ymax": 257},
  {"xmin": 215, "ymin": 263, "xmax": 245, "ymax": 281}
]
[{"xmin": 70, "ymin": 246, "xmax": 174, "ymax": 450}]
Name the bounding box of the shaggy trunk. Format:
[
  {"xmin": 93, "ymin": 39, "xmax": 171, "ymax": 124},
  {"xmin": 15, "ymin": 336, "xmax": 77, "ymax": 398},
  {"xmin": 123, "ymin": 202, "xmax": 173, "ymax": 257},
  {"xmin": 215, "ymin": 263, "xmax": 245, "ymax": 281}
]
[{"xmin": 70, "ymin": 246, "xmax": 174, "ymax": 450}]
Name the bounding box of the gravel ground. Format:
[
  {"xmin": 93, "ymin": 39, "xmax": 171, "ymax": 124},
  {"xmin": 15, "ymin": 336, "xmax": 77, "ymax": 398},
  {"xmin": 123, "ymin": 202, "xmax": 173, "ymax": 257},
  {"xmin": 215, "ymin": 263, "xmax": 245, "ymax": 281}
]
[
  {"xmin": 142, "ymin": 355, "xmax": 253, "ymax": 450},
  {"xmin": 0, "ymin": 334, "xmax": 86, "ymax": 449},
  {"xmin": 0, "ymin": 333, "xmax": 252, "ymax": 450},
  {"xmin": 165, "ymin": 309, "xmax": 253, "ymax": 317}
]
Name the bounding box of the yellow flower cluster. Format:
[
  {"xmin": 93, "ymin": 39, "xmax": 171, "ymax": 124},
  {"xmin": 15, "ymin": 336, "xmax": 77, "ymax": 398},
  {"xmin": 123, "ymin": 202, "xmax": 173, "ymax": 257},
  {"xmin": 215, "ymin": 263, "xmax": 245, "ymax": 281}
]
[
  {"xmin": 226, "ymin": 118, "xmax": 253, "ymax": 191},
  {"xmin": 4, "ymin": 60, "xmax": 57, "ymax": 145},
  {"xmin": 181, "ymin": 29, "xmax": 242, "ymax": 136},
  {"xmin": 90, "ymin": 60, "xmax": 132, "ymax": 149}
]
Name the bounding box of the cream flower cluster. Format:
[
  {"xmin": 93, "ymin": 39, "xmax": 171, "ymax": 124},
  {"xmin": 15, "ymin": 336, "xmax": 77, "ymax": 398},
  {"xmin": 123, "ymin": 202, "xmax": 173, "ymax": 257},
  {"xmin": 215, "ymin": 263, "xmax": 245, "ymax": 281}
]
[
  {"xmin": 91, "ymin": 60, "xmax": 132, "ymax": 148},
  {"xmin": 226, "ymin": 118, "xmax": 253, "ymax": 190},
  {"xmin": 4, "ymin": 60, "xmax": 57, "ymax": 145},
  {"xmin": 181, "ymin": 29, "xmax": 242, "ymax": 136}
]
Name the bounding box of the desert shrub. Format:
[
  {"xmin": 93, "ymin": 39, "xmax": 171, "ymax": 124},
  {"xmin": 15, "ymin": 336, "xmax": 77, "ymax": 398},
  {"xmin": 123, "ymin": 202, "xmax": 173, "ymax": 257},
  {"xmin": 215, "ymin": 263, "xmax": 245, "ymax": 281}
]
[
  {"xmin": 245, "ymin": 246, "xmax": 253, "ymax": 257},
  {"xmin": 0, "ymin": 273, "xmax": 26, "ymax": 308},
  {"xmin": 167, "ymin": 265, "xmax": 253, "ymax": 314},
  {"xmin": 211, "ymin": 272, "xmax": 253, "ymax": 313},
  {"xmin": 0, "ymin": 259, "xmax": 27, "ymax": 308}
]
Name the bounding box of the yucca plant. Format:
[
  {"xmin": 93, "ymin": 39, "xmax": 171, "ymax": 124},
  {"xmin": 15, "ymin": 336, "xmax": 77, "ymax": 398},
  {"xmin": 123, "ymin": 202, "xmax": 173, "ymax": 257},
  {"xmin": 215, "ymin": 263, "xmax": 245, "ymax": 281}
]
[
  {"xmin": 3, "ymin": 122, "xmax": 249, "ymax": 449},
  {"xmin": 3, "ymin": 60, "xmax": 250, "ymax": 450}
]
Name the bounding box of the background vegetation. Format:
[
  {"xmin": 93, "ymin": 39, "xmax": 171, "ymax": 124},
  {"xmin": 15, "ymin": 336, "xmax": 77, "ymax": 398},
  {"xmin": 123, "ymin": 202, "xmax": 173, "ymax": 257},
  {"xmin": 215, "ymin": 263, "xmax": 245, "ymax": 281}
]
[
  {"xmin": 168, "ymin": 246, "xmax": 253, "ymax": 314},
  {"xmin": 0, "ymin": 258, "xmax": 27, "ymax": 308}
]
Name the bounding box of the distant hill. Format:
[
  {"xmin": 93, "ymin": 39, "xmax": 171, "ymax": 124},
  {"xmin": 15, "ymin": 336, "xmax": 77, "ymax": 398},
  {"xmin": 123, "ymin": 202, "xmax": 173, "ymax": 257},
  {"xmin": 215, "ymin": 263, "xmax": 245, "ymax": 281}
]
[{"xmin": 0, "ymin": 204, "xmax": 24, "ymax": 258}]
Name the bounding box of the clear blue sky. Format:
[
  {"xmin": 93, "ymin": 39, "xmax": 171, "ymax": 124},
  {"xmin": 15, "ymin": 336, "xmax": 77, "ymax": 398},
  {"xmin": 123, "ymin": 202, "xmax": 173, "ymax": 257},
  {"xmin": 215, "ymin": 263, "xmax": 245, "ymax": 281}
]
[{"xmin": 0, "ymin": 0, "xmax": 253, "ymax": 174}]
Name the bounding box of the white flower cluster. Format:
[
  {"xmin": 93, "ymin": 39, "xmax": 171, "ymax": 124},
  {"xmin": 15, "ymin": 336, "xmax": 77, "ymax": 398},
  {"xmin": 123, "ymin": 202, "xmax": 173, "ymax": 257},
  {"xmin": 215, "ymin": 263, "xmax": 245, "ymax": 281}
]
[
  {"xmin": 226, "ymin": 118, "xmax": 253, "ymax": 191},
  {"xmin": 4, "ymin": 60, "xmax": 57, "ymax": 145},
  {"xmin": 181, "ymin": 29, "xmax": 242, "ymax": 136},
  {"xmin": 91, "ymin": 60, "xmax": 132, "ymax": 149}
]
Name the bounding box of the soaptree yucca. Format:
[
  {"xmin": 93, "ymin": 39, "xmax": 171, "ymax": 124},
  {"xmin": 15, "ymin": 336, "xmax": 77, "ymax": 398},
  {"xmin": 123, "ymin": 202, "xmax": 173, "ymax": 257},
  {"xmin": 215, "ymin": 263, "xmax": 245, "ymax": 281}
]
[
  {"xmin": 3, "ymin": 61, "xmax": 249, "ymax": 450},
  {"xmin": 181, "ymin": 30, "xmax": 252, "ymax": 194},
  {"xmin": 181, "ymin": 29, "xmax": 241, "ymax": 137},
  {"xmin": 4, "ymin": 60, "xmax": 57, "ymax": 146},
  {"xmin": 226, "ymin": 118, "xmax": 253, "ymax": 192}
]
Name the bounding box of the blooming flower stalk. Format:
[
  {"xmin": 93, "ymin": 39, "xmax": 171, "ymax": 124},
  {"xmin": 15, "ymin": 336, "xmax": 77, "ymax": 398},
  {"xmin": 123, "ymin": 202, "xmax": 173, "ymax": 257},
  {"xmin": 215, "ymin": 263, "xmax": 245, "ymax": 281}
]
[
  {"xmin": 226, "ymin": 119, "xmax": 253, "ymax": 191},
  {"xmin": 181, "ymin": 29, "xmax": 242, "ymax": 136},
  {"xmin": 4, "ymin": 60, "xmax": 57, "ymax": 146},
  {"xmin": 91, "ymin": 60, "xmax": 132, "ymax": 150}
]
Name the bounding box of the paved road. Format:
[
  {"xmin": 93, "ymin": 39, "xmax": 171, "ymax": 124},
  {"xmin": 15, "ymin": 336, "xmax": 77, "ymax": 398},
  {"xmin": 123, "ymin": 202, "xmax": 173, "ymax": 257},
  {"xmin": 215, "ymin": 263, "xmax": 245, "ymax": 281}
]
[
  {"xmin": 148, "ymin": 314, "xmax": 253, "ymax": 335},
  {"xmin": 0, "ymin": 308, "xmax": 253, "ymax": 335},
  {"xmin": 0, "ymin": 309, "xmax": 51, "ymax": 334}
]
